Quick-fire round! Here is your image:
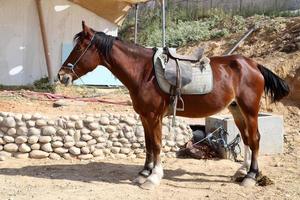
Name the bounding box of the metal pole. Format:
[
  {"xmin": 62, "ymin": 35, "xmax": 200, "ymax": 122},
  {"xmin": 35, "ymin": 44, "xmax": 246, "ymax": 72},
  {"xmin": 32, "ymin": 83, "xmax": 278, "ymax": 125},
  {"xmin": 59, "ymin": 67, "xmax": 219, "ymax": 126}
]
[
  {"xmin": 162, "ymin": 0, "xmax": 166, "ymax": 47},
  {"xmin": 35, "ymin": 0, "xmax": 54, "ymax": 84},
  {"xmin": 134, "ymin": 4, "xmax": 139, "ymax": 44}
]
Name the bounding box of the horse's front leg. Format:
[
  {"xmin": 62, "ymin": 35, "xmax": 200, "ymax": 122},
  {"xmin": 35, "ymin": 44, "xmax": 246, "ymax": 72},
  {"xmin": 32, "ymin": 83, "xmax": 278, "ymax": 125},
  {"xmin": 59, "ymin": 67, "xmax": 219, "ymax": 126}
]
[
  {"xmin": 139, "ymin": 115, "xmax": 164, "ymax": 190},
  {"xmin": 132, "ymin": 116, "xmax": 154, "ymax": 185}
]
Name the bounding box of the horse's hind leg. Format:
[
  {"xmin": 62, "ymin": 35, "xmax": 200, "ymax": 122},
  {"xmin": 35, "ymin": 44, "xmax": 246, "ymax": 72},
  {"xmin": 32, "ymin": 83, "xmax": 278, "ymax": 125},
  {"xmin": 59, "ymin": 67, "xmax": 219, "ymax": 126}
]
[
  {"xmin": 132, "ymin": 116, "xmax": 154, "ymax": 185},
  {"xmin": 228, "ymin": 102, "xmax": 252, "ymax": 179}
]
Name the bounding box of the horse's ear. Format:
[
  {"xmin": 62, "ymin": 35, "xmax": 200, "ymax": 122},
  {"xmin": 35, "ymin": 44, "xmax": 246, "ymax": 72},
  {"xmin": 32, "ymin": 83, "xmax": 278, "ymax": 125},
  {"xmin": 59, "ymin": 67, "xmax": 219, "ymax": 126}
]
[{"xmin": 82, "ymin": 20, "xmax": 91, "ymax": 36}]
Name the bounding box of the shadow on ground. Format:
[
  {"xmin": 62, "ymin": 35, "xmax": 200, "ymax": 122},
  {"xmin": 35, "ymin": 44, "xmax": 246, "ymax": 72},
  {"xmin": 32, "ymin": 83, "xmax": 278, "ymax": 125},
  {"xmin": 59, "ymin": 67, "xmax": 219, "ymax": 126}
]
[{"xmin": 0, "ymin": 161, "xmax": 232, "ymax": 185}]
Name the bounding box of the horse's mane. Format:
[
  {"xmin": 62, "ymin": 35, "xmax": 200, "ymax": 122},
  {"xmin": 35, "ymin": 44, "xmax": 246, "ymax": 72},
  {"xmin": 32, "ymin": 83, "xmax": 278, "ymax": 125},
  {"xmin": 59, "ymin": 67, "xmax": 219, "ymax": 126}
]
[
  {"xmin": 74, "ymin": 31, "xmax": 116, "ymax": 59},
  {"xmin": 74, "ymin": 30, "xmax": 152, "ymax": 59}
]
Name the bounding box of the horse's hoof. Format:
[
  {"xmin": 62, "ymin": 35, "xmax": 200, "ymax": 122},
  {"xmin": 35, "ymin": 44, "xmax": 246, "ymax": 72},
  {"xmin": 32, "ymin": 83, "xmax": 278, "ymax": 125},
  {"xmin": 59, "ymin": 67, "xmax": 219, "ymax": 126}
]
[
  {"xmin": 139, "ymin": 180, "xmax": 157, "ymax": 190},
  {"xmin": 240, "ymin": 177, "xmax": 256, "ymax": 187},
  {"xmin": 232, "ymin": 168, "xmax": 247, "ymax": 181},
  {"xmin": 132, "ymin": 176, "xmax": 147, "ymax": 185}
]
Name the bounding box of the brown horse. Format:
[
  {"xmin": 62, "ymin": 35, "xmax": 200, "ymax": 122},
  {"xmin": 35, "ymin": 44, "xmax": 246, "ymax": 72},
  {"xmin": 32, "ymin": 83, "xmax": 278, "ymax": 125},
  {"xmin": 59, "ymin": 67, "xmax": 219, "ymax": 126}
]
[{"xmin": 58, "ymin": 21, "xmax": 289, "ymax": 189}]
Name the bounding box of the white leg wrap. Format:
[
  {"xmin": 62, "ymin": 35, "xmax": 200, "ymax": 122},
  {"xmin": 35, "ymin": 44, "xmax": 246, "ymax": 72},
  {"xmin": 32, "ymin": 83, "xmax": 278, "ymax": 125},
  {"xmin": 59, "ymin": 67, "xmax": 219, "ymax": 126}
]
[
  {"xmin": 146, "ymin": 164, "xmax": 164, "ymax": 186},
  {"xmin": 243, "ymin": 145, "xmax": 251, "ymax": 171}
]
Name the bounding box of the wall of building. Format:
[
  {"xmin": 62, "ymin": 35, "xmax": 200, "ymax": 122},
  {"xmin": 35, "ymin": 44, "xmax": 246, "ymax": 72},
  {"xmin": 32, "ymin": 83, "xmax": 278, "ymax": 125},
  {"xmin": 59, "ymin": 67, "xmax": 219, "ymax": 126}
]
[{"xmin": 0, "ymin": 0, "xmax": 118, "ymax": 86}]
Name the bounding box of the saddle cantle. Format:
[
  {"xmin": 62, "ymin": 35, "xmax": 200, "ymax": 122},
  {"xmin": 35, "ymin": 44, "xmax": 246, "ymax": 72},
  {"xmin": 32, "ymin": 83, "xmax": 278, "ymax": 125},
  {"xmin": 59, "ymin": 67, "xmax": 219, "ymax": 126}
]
[{"xmin": 167, "ymin": 47, "xmax": 204, "ymax": 62}]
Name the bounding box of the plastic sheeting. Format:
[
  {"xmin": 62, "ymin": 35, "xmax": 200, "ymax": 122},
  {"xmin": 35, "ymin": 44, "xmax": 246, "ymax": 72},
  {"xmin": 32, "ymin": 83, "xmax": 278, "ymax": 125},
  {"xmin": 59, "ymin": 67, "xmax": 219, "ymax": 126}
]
[{"xmin": 69, "ymin": 0, "xmax": 150, "ymax": 25}]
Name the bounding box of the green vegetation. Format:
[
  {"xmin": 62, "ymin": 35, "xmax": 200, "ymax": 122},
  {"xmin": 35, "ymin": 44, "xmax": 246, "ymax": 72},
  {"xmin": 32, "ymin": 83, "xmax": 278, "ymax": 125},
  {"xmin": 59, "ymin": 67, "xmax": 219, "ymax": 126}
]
[{"xmin": 119, "ymin": 7, "xmax": 247, "ymax": 47}]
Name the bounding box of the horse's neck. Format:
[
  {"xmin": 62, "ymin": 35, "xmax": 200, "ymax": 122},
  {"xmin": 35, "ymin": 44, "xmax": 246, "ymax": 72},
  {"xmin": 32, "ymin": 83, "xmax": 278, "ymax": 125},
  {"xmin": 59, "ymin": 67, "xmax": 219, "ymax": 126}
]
[{"xmin": 106, "ymin": 41, "xmax": 153, "ymax": 91}]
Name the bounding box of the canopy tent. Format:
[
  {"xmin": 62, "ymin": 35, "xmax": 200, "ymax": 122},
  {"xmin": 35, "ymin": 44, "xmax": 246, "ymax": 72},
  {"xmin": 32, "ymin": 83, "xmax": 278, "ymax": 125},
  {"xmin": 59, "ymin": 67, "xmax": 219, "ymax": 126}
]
[{"xmin": 68, "ymin": 0, "xmax": 150, "ymax": 25}]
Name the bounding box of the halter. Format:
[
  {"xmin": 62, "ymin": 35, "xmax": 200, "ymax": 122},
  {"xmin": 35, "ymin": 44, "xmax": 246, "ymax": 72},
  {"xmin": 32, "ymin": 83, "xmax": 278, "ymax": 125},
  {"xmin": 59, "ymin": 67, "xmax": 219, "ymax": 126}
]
[{"xmin": 63, "ymin": 33, "xmax": 96, "ymax": 83}]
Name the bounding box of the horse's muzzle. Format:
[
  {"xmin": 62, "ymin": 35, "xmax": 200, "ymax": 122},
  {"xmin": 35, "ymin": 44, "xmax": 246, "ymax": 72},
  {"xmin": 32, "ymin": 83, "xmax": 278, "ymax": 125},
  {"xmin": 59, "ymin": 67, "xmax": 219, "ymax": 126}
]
[{"xmin": 57, "ymin": 72, "xmax": 73, "ymax": 86}]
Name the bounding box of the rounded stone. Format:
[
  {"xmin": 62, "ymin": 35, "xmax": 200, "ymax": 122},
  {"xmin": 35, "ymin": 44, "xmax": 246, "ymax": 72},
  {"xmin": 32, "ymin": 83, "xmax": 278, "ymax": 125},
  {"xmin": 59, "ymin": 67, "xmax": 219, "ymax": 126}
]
[
  {"xmin": 62, "ymin": 153, "xmax": 75, "ymax": 160},
  {"xmin": 113, "ymin": 142, "xmax": 122, "ymax": 147},
  {"xmin": 135, "ymin": 126, "xmax": 144, "ymax": 137},
  {"xmin": 110, "ymin": 119, "xmax": 119, "ymax": 125},
  {"xmin": 66, "ymin": 122, "xmax": 75, "ymax": 129},
  {"xmin": 49, "ymin": 153, "xmax": 61, "ymax": 160},
  {"xmin": 70, "ymin": 115, "xmax": 79, "ymax": 121},
  {"xmin": 36, "ymin": 119, "xmax": 47, "ymax": 127},
  {"xmin": 175, "ymin": 134, "xmax": 184, "ymax": 141},
  {"xmin": 2, "ymin": 117, "xmax": 16, "ymax": 128},
  {"xmin": 41, "ymin": 143, "xmax": 53, "ymax": 152},
  {"xmin": 68, "ymin": 129, "xmax": 75, "ymax": 136},
  {"xmin": 39, "ymin": 136, "xmax": 52, "ymax": 143},
  {"xmin": 3, "ymin": 136, "xmax": 14, "ymax": 143},
  {"xmin": 81, "ymin": 135, "xmax": 93, "ymax": 141},
  {"xmin": 166, "ymin": 141, "xmax": 176, "ymax": 147},
  {"xmin": 0, "ymin": 145, "xmax": 3, "ymax": 151},
  {"xmin": 99, "ymin": 117, "xmax": 110, "ymax": 125},
  {"xmin": 0, "ymin": 138, "xmax": 5, "ymax": 145},
  {"xmin": 88, "ymin": 122, "xmax": 99, "ymax": 130},
  {"xmin": 124, "ymin": 131, "xmax": 134, "ymax": 139},
  {"xmin": 81, "ymin": 147, "xmax": 90, "ymax": 154},
  {"xmin": 92, "ymin": 149, "xmax": 104, "ymax": 157},
  {"xmin": 32, "ymin": 113, "xmax": 42, "ymax": 120},
  {"xmin": 28, "ymin": 136, "xmax": 39, "ymax": 144},
  {"xmin": 87, "ymin": 139, "xmax": 97, "ymax": 145},
  {"xmin": 69, "ymin": 146, "xmax": 81, "ymax": 155},
  {"xmin": 54, "ymin": 147, "xmax": 68, "ymax": 154},
  {"xmin": 27, "ymin": 120, "xmax": 36, "ymax": 127},
  {"xmin": 96, "ymin": 137, "xmax": 106, "ymax": 143},
  {"xmin": 28, "ymin": 127, "xmax": 41, "ymax": 136},
  {"xmin": 64, "ymin": 135, "xmax": 74, "ymax": 143},
  {"xmin": 4, "ymin": 143, "xmax": 18, "ymax": 152},
  {"xmin": 52, "ymin": 136, "xmax": 63, "ymax": 141},
  {"xmin": 119, "ymin": 138, "xmax": 129, "ymax": 144},
  {"xmin": 137, "ymin": 137, "xmax": 145, "ymax": 142},
  {"xmin": 7, "ymin": 128, "xmax": 17, "ymax": 136},
  {"xmin": 91, "ymin": 130, "xmax": 102, "ymax": 138},
  {"xmin": 75, "ymin": 141, "xmax": 87, "ymax": 148},
  {"xmin": 64, "ymin": 142, "xmax": 75, "ymax": 148},
  {"xmin": 84, "ymin": 117, "xmax": 94, "ymax": 123},
  {"xmin": 14, "ymin": 152, "xmax": 29, "ymax": 159},
  {"xmin": 0, "ymin": 150, "xmax": 12, "ymax": 158},
  {"xmin": 30, "ymin": 150, "xmax": 49, "ymax": 159},
  {"xmin": 17, "ymin": 121, "xmax": 26, "ymax": 127},
  {"xmin": 42, "ymin": 126, "xmax": 56, "ymax": 136},
  {"xmin": 106, "ymin": 126, "xmax": 116, "ymax": 133},
  {"xmin": 52, "ymin": 141, "xmax": 63, "ymax": 148},
  {"xmin": 15, "ymin": 136, "xmax": 28, "ymax": 144},
  {"xmin": 22, "ymin": 114, "xmax": 32, "ymax": 121},
  {"xmin": 81, "ymin": 128, "xmax": 91, "ymax": 135},
  {"xmin": 75, "ymin": 121, "xmax": 84, "ymax": 129},
  {"xmin": 47, "ymin": 120, "xmax": 55, "ymax": 126},
  {"xmin": 122, "ymin": 117, "xmax": 137, "ymax": 126},
  {"xmin": 74, "ymin": 131, "xmax": 81, "ymax": 142},
  {"xmin": 120, "ymin": 148, "xmax": 131, "ymax": 154},
  {"xmin": 95, "ymin": 143, "xmax": 106, "ymax": 149},
  {"xmin": 78, "ymin": 154, "xmax": 93, "ymax": 160},
  {"xmin": 111, "ymin": 147, "xmax": 120, "ymax": 154},
  {"xmin": 31, "ymin": 143, "xmax": 40, "ymax": 150},
  {"xmin": 19, "ymin": 143, "xmax": 31, "ymax": 153},
  {"xmin": 56, "ymin": 129, "xmax": 67, "ymax": 136},
  {"xmin": 17, "ymin": 127, "xmax": 28, "ymax": 136}
]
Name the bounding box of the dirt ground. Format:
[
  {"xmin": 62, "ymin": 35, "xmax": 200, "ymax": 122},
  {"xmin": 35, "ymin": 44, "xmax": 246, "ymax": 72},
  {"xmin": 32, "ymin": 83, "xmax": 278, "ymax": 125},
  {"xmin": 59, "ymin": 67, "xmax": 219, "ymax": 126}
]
[{"xmin": 0, "ymin": 16, "xmax": 300, "ymax": 199}]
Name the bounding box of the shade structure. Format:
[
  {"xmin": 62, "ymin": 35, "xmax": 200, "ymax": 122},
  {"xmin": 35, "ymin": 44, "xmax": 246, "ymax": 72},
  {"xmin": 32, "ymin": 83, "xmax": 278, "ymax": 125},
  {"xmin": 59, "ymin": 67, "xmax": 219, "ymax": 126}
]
[{"xmin": 68, "ymin": 0, "xmax": 150, "ymax": 25}]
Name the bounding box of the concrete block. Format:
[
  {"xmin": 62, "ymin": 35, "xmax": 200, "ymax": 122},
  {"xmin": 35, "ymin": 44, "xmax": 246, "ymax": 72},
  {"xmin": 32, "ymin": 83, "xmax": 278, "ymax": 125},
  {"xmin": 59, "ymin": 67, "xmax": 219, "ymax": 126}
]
[{"xmin": 205, "ymin": 113, "xmax": 284, "ymax": 155}]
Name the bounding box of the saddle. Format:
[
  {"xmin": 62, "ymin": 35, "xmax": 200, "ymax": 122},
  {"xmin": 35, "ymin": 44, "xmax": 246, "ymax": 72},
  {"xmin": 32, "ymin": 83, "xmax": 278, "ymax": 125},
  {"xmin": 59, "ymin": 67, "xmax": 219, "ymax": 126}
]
[{"xmin": 162, "ymin": 47, "xmax": 205, "ymax": 125}]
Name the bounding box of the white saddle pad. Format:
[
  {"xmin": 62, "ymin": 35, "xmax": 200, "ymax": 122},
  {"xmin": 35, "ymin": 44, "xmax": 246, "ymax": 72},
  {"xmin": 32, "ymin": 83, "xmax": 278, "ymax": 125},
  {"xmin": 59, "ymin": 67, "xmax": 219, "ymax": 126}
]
[{"xmin": 153, "ymin": 48, "xmax": 213, "ymax": 95}]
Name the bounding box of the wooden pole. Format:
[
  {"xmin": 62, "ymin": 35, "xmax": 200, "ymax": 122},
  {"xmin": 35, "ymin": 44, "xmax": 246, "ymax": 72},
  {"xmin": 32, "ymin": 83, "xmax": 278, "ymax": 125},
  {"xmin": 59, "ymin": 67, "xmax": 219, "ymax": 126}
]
[{"xmin": 35, "ymin": 0, "xmax": 54, "ymax": 84}]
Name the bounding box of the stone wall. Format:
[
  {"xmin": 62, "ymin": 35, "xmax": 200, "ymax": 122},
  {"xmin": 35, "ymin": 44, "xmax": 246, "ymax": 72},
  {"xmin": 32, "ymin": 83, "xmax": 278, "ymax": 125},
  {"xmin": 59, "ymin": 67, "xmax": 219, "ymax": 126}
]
[{"xmin": 0, "ymin": 112, "xmax": 192, "ymax": 161}]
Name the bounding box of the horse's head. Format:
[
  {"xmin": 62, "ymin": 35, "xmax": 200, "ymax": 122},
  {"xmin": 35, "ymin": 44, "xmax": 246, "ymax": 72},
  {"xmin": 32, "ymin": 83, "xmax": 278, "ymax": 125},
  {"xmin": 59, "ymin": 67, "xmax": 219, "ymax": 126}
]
[{"xmin": 57, "ymin": 21, "xmax": 101, "ymax": 85}]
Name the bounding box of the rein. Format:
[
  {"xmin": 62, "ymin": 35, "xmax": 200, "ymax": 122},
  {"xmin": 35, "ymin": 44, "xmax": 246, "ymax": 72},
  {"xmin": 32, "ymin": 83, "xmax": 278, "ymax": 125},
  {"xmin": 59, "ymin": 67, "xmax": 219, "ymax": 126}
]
[{"xmin": 63, "ymin": 33, "xmax": 96, "ymax": 84}]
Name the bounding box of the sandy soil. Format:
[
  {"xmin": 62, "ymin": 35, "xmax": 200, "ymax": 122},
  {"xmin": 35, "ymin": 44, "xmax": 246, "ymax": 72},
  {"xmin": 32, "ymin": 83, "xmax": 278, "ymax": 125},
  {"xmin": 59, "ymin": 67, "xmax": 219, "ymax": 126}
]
[{"xmin": 0, "ymin": 16, "xmax": 300, "ymax": 200}]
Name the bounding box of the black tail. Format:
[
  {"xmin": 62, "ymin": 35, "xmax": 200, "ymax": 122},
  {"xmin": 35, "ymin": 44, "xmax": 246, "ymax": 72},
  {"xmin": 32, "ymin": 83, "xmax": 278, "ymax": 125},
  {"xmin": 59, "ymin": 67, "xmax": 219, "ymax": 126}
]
[{"xmin": 257, "ymin": 64, "xmax": 290, "ymax": 102}]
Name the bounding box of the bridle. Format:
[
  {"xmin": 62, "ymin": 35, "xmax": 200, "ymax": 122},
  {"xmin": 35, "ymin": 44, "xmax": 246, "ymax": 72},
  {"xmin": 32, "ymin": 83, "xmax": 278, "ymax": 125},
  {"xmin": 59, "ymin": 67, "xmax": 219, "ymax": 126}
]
[{"xmin": 62, "ymin": 33, "xmax": 96, "ymax": 81}]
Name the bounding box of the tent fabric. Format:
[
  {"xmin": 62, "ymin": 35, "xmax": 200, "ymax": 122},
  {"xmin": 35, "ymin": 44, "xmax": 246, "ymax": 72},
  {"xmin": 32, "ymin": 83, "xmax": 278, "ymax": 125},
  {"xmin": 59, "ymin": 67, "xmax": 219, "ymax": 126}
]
[{"xmin": 68, "ymin": 0, "xmax": 150, "ymax": 25}]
